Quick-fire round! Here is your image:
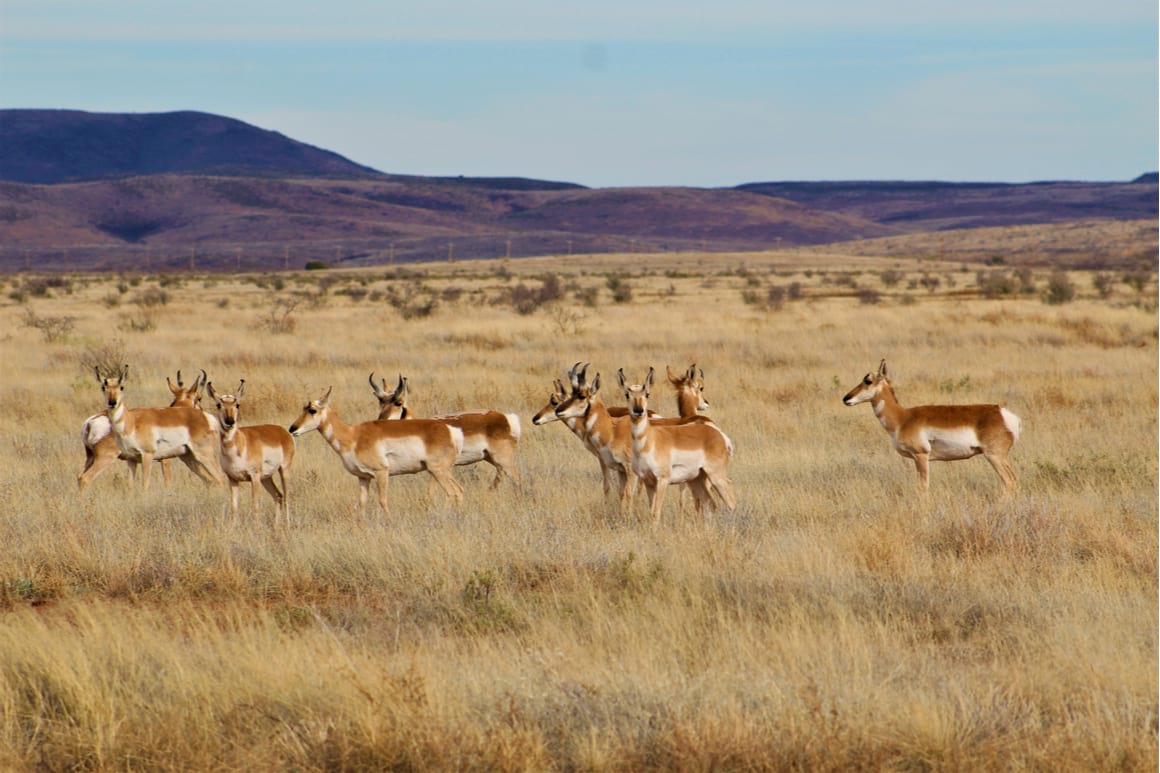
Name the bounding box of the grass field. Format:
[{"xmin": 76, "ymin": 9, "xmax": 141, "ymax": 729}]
[{"xmin": 0, "ymin": 249, "xmax": 1156, "ymax": 771}]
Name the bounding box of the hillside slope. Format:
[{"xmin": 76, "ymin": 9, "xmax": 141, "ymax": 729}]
[{"xmin": 0, "ymin": 109, "xmax": 384, "ymax": 183}]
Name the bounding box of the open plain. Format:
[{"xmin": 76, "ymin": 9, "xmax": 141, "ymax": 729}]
[{"xmin": 0, "ymin": 247, "xmax": 1156, "ymax": 770}]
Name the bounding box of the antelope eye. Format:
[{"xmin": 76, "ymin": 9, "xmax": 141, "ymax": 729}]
[{"xmin": 864, "ymin": 376, "xmax": 872, "ymax": 385}]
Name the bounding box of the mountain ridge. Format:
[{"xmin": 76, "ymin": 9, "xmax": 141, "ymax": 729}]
[{"xmin": 0, "ymin": 109, "xmax": 1155, "ymax": 270}]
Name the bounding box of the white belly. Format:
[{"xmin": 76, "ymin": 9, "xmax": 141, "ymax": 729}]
[
  {"xmin": 455, "ymin": 436, "xmax": 488, "ymax": 466},
  {"xmin": 668, "ymin": 447, "xmax": 707, "ymax": 484},
  {"xmin": 924, "ymin": 428, "xmax": 981, "ymax": 461}
]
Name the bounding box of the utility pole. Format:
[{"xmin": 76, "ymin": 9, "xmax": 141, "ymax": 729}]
[
  {"xmin": 236, "ymin": 247, "xmax": 242, "ymax": 273},
  {"xmin": 388, "ymin": 243, "xmax": 395, "ymax": 263},
  {"xmin": 189, "ymin": 247, "xmax": 196, "ymax": 273},
  {"xmin": 283, "ymin": 246, "xmax": 289, "ymax": 271},
  {"xmin": 448, "ymin": 242, "xmax": 454, "ymax": 262},
  {"xmin": 505, "ymin": 240, "xmax": 511, "ymax": 259}
]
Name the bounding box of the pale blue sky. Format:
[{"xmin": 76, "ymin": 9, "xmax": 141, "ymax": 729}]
[{"xmin": 2, "ymin": 1, "xmax": 1156, "ymax": 187}]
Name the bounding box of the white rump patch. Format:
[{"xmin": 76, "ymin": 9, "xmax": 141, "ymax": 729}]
[
  {"xmin": 506, "ymin": 413, "xmax": 522, "ymax": 440},
  {"xmin": 1000, "ymin": 407, "xmax": 1022, "ymax": 441}
]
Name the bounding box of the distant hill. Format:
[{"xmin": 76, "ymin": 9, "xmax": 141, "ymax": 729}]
[
  {"xmin": 735, "ymin": 180, "xmax": 1159, "ymax": 231},
  {"xmin": 0, "ymin": 110, "xmax": 1155, "ymax": 271},
  {"xmin": 0, "ymin": 109, "xmax": 384, "ymax": 183}
]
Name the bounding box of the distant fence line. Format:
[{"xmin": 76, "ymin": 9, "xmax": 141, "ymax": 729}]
[{"xmin": 0, "ymin": 234, "xmax": 751, "ymax": 274}]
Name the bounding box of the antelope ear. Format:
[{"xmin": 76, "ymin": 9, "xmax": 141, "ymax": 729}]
[
  {"xmin": 567, "ymin": 362, "xmax": 583, "ymax": 389},
  {"xmin": 666, "ymin": 365, "xmax": 680, "ymax": 385},
  {"xmin": 167, "ymin": 376, "xmax": 179, "ymax": 394},
  {"xmin": 644, "ymin": 367, "xmax": 655, "ymax": 393},
  {"xmin": 877, "ymin": 360, "xmax": 888, "ymax": 379},
  {"xmin": 236, "ymin": 380, "xmax": 246, "ymax": 400},
  {"xmin": 206, "ymin": 382, "xmax": 218, "ymax": 401},
  {"xmin": 121, "ymin": 364, "xmax": 130, "ymax": 383},
  {"xmin": 617, "ymin": 368, "xmax": 628, "ymax": 391},
  {"xmin": 368, "ymin": 372, "xmax": 385, "ymax": 398},
  {"xmin": 176, "ymin": 370, "xmax": 184, "ymax": 388},
  {"xmin": 398, "ymin": 376, "xmax": 408, "ymax": 397},
  {"xmin": 321, "ymin": 386, "xmax": 333, "ymax": 405},
  {"xmin": 591, "ymin": 373, "xmax": 601, "ymax": 395},
  {"xmin": 687, "ymin": 364, "xmax": 697, "ymax": 382},
  {"xmin": 198, "ymin": 369, "xmax": 208, "ymax": 391},
  {"xmin": 94, "ymin": 366, "xmax": 103, "ymax": 385}
]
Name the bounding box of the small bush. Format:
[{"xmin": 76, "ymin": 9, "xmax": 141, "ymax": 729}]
[
  {"xmin": 879, "ymin": 269, "xmax": 903, "ymax": 287},
  {"xmin": 304, "ymin": 260, "xmax": 329, "ymax": 271},
  {"xmin": 575, "ymin": 286, "xmax": 599, "ymax": 307},
  {"xmin": 509, "ymin": 283, "xmax": 542, "ymax": 315},
  {"xmin": 741, "ymin": 289, "xmax": 763, "ymax": 306},
  {"xmin": 606, "ymin": 275, "xmax": 633, "ymax": 303},
  {"xmin": 1042, "ymin": 271, "xmax": 1076, "ymax": 305},
  {"xmin": 118, "ymin": 309, "xmax": 158, "ymax": 333},
  {"xmin": 767, "ymin": 285, "xmax": 787, "ymax": 310},
  {"xmin": 977, "ymin": 271, "xmax": 1017, "ymax": 299},
  {"xmin": 21, "ymin": 307, "xmax": 77, "ymax": 343},
  {"xmin": 78, "ymin": 341, "xmax": 129, "ymax": 379},
  {"xmin": 133, "ymin": 288, "xmax": 170, "ymax": 307},
  {"xmin": 1092, "ymin": 273, "xmax": 1115, "ymax": 299},
  {"xmin": 857, "ymin": 288, "xmax": 881, "ymax": 305},
  {"xmin": 257, "ymin": 296, "xmax": 300, "ymax": 334},
  {"xmin": 1123, "ymin": 271, "xmax": 1151, "ymax": 293}
]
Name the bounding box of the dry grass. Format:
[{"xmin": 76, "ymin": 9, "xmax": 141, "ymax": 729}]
[{"xmin": 0, "ymin": 250, "xmax": 1156, "ymax": 771}]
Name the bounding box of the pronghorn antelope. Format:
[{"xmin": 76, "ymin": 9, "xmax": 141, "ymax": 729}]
[
  {"xmin": 94, "ymin": 365, "xmax": 223, "ymax": 490},
  {"xmin": 842, "ymin": 360, "xmax": 1021, "ymax": 493},
  {"xmin": 369, "ymin": 372, "xmax": 522, "ymax": 489},
  {"xmin": 666, "ymin": 364, "xmax": 711, "ymax": 417},
  {"xmin": 79, "ymin": 370, "xmax": 207, "ymax": 490},
  {"xmin": 617, "ymin": 367, "xmax": 736, "ymax": 525},
  {"xmin": 288, "ymin": 387, "xmax": 464, "ymax": 517},
  {"xmin": 552, "ymin": 363, "xmax": 718, "ymax": 515},
  {"xmin": 532, "ymin": 375, "xmax": 619, "ymax": 497},
  {"xmin": 206, "ymin": 379, "xmax": 295, "ymax": 524}
]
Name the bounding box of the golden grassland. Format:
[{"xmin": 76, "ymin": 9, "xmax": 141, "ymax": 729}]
[{"xmin": 0, "ymin": 249, "xmax": 1156, "ymax": 771}]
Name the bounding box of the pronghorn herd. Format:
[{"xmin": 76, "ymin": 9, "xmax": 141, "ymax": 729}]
[{"xmin": 79, "ymin": 358, "xmax": 1022, "ymax": 523}]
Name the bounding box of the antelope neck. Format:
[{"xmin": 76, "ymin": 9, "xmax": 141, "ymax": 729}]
[
  {"xmin": 317, "ymin": 408, "xmax": 354, "ymax": 452},
  {"xmin": 870, "ymin": 382, "xmax": 905, "ymax": 431}
]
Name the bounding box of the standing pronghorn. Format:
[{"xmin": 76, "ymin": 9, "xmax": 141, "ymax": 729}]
[
  {"xmin": 79, "ymin": 370, "xmax": 207, "ymax": 490},
  {"xmin": 532, "ymin": 373, "xmax": 619, "ymax": 498},
  {"xmin": 206, "ymin": 379, "xmax": 295, "ymax": 525},
  {"xmin": 288, "ymin": 387, "xmax": 464, "ymax": 518},
  {"xmin": 842, "ymin": 360, "xmax": 1021, "ymax": 493},
  {"xmin": 616, "ymin": 367, "xmax": 736, "ymax": 525},
  {"xmin": 369, "ymin": 372, "xmax": 522, "ymax": 489},
  {"xmin": 95, "ymin": 365, "xmax": 223, "ymax": 490},
  {"xmin": 552, "ymin": 363, "xmax": 720, "ymax": 516}
]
